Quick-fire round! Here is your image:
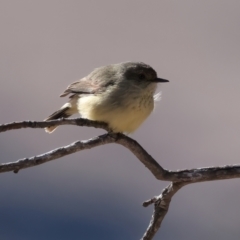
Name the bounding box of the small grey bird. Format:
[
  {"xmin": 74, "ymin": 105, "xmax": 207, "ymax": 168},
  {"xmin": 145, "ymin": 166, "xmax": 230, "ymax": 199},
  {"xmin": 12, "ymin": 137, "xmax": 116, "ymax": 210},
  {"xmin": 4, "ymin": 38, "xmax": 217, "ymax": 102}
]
[{"xmin": 44, "ymin": 62, "xmax": 169, "ymax": 133}]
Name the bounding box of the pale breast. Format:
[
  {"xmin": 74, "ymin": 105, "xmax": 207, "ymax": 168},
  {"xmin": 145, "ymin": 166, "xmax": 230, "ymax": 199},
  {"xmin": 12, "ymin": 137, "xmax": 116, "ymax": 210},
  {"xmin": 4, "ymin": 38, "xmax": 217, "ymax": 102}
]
[{"xmin": 77, "ymin": 93, "xmax": 154, "ymax": 133}]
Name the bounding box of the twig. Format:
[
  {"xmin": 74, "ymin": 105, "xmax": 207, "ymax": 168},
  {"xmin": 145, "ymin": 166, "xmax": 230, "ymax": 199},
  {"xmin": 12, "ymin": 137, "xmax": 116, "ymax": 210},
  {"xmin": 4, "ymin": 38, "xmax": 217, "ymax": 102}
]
[
  {"xmin": 0, "ymin": 133, "xmax": 115, "ymax": 173},
  {"xmin": 142, "ymin": 182, "xmax": 187, "ymax": 240},
  {"xmin": 0, "ymin": 118, "xmax": 109, "ymax": 132}
]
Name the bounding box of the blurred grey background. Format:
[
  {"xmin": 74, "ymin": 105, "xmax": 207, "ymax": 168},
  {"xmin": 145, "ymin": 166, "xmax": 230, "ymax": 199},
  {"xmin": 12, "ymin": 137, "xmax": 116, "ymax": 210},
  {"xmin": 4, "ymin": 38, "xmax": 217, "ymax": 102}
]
[{"xmin": 0, "ymin": 0, "xmax": 240, "ymax": 239}]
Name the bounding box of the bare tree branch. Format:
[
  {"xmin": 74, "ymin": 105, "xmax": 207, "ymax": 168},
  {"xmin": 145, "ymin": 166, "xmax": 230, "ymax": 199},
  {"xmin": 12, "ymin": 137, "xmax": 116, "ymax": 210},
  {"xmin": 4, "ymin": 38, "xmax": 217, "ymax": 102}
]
[
  {"xmin": 0, "ymin": 118, "xmax": 109, "ymax": 133},
  {"xmin": 1, "ymin": 117, "xmax": 240, "ymax": 240},
  {"xmin": 142, "ymin": 182, "xmax": 187, "ymax": 240},
  {"xmin": 115, "ymin": 135, "xmax": 240, "ymax": 182},
  {"xmin": 0, "ymin": 133, "xmax": 115, "ymax": 173}
]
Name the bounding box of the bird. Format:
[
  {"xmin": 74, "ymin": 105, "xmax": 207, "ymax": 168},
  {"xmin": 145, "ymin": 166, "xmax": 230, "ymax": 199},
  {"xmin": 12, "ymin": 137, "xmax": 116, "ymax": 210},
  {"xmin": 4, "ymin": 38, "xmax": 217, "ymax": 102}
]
[{"xmin": 44, "ymin": 61, "xmax": 169, "ymax": 133}]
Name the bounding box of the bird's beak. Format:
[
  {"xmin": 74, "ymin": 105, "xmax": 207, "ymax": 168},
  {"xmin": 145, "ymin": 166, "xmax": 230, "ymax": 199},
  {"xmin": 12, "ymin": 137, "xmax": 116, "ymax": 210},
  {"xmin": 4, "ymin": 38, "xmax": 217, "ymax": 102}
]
[{"xmin": 153, "ymin": 78, "xmax": 169, "ymax": 83}]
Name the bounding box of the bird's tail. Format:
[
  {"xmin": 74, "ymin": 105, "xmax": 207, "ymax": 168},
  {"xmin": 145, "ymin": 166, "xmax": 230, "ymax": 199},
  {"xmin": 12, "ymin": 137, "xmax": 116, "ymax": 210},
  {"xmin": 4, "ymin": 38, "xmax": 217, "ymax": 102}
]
[
  {"xmin": 44, "ymin": 93, "xmax": 79, "ymax": 133},
  {"xmin": 44, "ymin": 105, "xmax": 72, "ymax": 133}
]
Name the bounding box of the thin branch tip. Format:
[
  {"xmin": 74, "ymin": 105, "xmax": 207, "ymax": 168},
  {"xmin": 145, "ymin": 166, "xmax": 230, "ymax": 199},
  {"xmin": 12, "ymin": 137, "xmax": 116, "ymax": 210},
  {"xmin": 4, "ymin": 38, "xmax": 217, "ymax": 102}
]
[
  {"xmin": 142, "ymin": 197, "xmax": 157, "ymax": 207},
  {"xmin": 0, "ymin": 118, "xmax": 110, "ymax": 133}
]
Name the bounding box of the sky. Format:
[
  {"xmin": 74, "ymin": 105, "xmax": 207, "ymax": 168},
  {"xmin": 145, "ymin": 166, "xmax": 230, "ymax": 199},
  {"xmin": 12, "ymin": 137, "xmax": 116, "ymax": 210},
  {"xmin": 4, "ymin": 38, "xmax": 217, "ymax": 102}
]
[{"xmin": 1, "ymin": 1, "xmax": 240, "ymax": 239}]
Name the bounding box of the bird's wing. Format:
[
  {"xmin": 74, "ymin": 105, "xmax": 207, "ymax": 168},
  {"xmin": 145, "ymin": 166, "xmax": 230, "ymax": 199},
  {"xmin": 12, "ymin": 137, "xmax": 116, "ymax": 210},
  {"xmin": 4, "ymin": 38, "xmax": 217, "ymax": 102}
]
[{"xmin": 60, "ymin": 77, "xmax": 105, "ymax": 97}]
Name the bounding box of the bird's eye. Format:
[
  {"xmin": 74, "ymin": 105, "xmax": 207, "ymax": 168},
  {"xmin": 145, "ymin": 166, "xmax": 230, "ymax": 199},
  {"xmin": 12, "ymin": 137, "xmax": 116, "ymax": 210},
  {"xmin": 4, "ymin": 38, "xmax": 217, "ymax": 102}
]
[{"xmin": 139, "ymin": 73, "xmax": 145, "ymax": 80}]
